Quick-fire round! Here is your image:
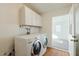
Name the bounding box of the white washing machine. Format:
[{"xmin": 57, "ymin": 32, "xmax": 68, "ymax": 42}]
[
  {"xmin": 34, "ymin": 34, "xmax": 48, "ymax": 56},
  {"xmin": 15, "ymin": 34, "xmax": 48, "ymax": 56}
]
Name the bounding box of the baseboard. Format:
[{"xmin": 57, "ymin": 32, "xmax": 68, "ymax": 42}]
[{"xmin": 47, "ymin": 46, "xmax": 69, "ymax": 53}]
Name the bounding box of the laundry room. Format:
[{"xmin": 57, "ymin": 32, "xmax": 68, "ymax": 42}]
[
  {"xmin": 0, "ymin": 3, "xmax": 79, "ymax": 56},
  {"xmin": 0, "ymin": 3, "xmax": 47, "ymax": 56}
]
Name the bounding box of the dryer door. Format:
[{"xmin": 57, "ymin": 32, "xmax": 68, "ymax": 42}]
[
  {"xmin": 31, "ymin": 40, "xmax": 41, "ymax": 56},
  {"xmin": 43, "ymin": 37, "xmax": 48, "ymax": 48}
]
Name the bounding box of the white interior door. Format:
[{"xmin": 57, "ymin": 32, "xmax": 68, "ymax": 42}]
[
  {"xmin": 75, "ymin": 4, "xmax": 79, "ymax": 56},
  {"xmin": 68, "ymin": 4, "xmax": 76, "ymax": 56}
]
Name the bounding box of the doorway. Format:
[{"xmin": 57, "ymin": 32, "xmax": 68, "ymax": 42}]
[
  {"xmin": 52, "ymin": 14, "xmax": 69, "ymax": 52},
  {"xmin": 52, "ymin": 4, "xmax": 79, "ymax": 56}
]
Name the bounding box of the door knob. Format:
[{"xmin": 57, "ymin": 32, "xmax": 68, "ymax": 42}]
[
  {"xmin": 71, "ymin": 39, "xmax": 78, "ymax": 42},
  {"xmin": 72, "ymin": 36, "xmax": 76, "ymax": 38}
]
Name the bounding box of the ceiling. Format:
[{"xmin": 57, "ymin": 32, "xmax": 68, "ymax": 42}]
[{"xmin": 25, "ymin": 3, "xmax": 72, "ymax": 14}]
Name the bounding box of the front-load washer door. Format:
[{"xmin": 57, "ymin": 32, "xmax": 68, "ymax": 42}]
[{"xmin": 31, "ymin": 40, "xmax": 41, "ymax": 56}]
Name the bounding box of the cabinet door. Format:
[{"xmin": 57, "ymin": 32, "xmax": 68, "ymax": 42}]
[
  {"xmin": 34, "ymin": 13, "xmax": 39, "ymax": 26},
  {"xmin": 20, "ymin": 7, "xmax": 25, "ymax": 25},
  {"xmin": 36, "ymin": 14, "xmax": 42, "ymax": 26},
  {"xmin": 32, "ymin": 11, "xmax": 42, "ymax": 26},
  {"xmin": 38, "ymin": 15, "xmax": 42, "ymax": 26},
  {"xmin": 25, "ymin": 7, "xmax": 32, "ymax": 25},
  {"xmin": 29, "ymin": 9, "xmax": 42, "ymax": 26},
  {"xmin": 31, "ymin": 10, "xmax": 36, "ymax": 26}
]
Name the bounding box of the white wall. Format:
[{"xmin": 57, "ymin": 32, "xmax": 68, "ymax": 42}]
[
  {"xmin": 0, "ymin": 3, "xmax": 24, "ymax": 56},
  {"xmin": 41, "ymin": 8, "xmax": 70, "ymax": 47}
]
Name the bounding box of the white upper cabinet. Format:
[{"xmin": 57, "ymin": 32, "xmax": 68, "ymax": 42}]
[{"xmin": 20, "ymin": 6, "xmax": 42, "ymax": 27}]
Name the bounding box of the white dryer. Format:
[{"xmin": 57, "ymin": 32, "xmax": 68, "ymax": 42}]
[{"xmin": 15, "ymin": 34, "xmax": 48, "ymax": 56}]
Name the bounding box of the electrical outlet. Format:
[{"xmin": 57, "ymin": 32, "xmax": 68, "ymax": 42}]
[{"xmin": 3, "ymin": 52, "xmax": 7, "ymax": 55}]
